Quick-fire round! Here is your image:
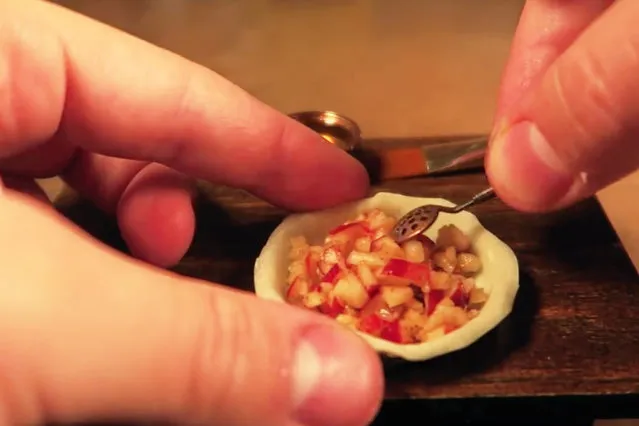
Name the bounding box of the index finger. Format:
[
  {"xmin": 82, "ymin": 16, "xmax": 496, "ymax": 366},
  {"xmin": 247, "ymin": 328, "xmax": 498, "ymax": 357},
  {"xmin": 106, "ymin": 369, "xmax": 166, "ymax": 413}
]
[{"xmin": 1, "ymin": 0, "xmax": 369, "ymax": 210}]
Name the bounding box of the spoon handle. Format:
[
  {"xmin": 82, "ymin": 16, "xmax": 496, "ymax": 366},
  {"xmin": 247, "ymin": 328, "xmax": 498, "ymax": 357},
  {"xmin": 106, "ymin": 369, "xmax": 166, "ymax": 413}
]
[{"xmin": 453, "ymin": 187, "xmax": 496, "ymax": 212}]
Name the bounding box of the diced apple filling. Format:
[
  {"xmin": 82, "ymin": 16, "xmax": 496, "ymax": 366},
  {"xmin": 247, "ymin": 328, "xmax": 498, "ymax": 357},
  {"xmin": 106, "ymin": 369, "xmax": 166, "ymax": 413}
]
[{"xmin": 284, "ymin": 208, "xmax": 488, "ymax": 344}]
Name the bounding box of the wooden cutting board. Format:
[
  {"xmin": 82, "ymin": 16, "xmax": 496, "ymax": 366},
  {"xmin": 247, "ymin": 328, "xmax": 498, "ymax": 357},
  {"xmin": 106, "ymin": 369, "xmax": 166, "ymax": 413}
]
[{"xmin": 56, "ymin": 160, "xmax": 639, "ymax": 426}]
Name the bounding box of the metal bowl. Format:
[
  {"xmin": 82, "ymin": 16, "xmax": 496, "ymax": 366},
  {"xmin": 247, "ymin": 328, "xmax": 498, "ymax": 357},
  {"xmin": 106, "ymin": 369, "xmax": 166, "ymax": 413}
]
[{"xmin": 288, "ymin": 110, "xmax": 361, "ymax": 152}]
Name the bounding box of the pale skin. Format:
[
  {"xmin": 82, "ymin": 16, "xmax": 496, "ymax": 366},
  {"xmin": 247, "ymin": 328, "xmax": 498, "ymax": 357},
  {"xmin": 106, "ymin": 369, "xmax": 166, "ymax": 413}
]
[{"xmin": 0, "ymin": 0, "xmax": 637, "ymax": 425}]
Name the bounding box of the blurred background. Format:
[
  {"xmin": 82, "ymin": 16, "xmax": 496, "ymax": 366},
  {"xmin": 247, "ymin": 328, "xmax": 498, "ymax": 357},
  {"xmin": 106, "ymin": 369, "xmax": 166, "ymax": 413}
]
[{"xmin": 50, "ymin": 0, "xmax": 521, "ymax": 137}]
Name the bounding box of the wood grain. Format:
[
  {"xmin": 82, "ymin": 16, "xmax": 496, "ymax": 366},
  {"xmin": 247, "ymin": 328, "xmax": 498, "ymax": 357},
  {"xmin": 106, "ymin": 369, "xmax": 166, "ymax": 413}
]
[{"xmin": 55, "ymin": 163, "xmax": 639, "ymax": 425}]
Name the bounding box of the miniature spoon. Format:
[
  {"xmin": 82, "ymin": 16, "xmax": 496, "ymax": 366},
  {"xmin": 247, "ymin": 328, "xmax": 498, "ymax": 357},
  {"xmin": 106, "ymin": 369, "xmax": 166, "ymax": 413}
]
[{"xmin": 391, "ymin": 187, "xmax": 496, "ymax": 244}]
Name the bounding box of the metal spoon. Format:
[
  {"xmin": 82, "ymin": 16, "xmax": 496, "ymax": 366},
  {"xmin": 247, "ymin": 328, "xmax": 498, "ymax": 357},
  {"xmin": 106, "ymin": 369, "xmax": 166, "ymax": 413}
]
[{"xmin": 391, "ymin": 187, "xmax": 496, "ymax": 244}]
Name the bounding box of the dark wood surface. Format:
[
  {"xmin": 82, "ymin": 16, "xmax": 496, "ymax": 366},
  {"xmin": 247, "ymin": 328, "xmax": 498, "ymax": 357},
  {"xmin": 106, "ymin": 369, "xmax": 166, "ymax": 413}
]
[{"xmin": 56, "ymin": 149, "xmax": 639, "ymax": 425}]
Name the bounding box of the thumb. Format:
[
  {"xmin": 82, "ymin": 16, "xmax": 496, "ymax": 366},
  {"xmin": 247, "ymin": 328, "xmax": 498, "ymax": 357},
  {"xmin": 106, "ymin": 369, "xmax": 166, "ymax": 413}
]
[
  {"xmin": 486, "ymin": 0, "xmax": 639, "ymax": 213},
  {"xmin": 0, "ymin": 190, "xmax": 383, "ymax": 426}
]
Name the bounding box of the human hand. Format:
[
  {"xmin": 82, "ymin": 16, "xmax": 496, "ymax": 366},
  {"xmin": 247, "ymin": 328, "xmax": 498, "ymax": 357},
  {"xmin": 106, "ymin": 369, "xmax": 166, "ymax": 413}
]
[
  {"xmin": 486, "ymin": 0, "xmax": 639, "ymax": 212},
  {"xmin": 0, "ymin": 1, "xmax": 383, "ymax": 425}
]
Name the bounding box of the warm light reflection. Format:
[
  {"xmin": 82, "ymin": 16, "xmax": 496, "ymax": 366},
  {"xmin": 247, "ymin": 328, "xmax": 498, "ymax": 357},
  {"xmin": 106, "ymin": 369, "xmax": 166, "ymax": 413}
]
[{"xmin": 321, "ymin": 134, "xmax": 339, "ymax": 145}]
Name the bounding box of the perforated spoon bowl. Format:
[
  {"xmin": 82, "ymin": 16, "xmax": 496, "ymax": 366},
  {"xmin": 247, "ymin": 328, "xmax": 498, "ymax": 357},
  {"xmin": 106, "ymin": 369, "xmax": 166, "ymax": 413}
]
[{"xmin": 391, "ymin": 187, "xmax": 496, "ymax": 244}]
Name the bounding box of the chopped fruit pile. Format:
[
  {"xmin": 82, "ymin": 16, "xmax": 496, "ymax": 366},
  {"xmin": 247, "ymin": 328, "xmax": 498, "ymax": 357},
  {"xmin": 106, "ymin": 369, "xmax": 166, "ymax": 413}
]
[{"xmin": 285, "ymin": 209, "xmax": 488, "ymax": 344}]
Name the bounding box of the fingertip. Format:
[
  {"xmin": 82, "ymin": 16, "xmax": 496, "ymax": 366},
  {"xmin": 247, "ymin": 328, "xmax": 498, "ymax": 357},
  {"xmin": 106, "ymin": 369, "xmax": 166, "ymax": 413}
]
[
  {"xmin": 293, "ymin": 145, "xmax": 371, "ymax": 211},
  {"xmin": 487, "ymin": 120, "xmax": 574, "ymax": 212},
  {"xmin": 252, "ymin": 127, "xmax": 371, "ymax": 212},
  {"xmin": 117, "ymin": 164, "xmax": 195, "ymax": 267},
  {"xmin": 292, "ymin": 324, "xmax": 384, "ymax": 426}
]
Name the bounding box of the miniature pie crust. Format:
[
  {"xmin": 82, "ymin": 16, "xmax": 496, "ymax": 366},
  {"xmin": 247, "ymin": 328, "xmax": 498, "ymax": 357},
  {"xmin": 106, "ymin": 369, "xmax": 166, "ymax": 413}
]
[{"xmin": 253, "ymin": 192, "xmax": 520, "ymax": 361}]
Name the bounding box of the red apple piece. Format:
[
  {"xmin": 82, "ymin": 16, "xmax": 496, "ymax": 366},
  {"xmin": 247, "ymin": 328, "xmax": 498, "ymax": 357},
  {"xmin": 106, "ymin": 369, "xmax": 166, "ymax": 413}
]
[
  {"xmin": 380, "ymin": 320, "xmax": 406, "ymax": 343},
  {"xmin": 426, "ymin": 289, "xmax": 445, "ymax": 315},
  {"xmin": 358, "ymin": 314, "xmax": 385, "ymax": 337},
  {"xmin": 444, "ymin": 323, "xmax": 459, "ymax": 334},
  {"xmin": 378, "ymin": 258, "xmax": 431, "ymax": 287},
  {"xmin": 319, "ymin": 299, "xmax": 344, "ymax": 318},
  {"xmin": 320, "ymin": 263, "xmax": 341, "ymax": 285},
  {"xmin": 328, "ymin": 221, "xmax": 370, "ymax": 236},
  {"xmin": 326, "ymin": 222, "xmax": 371, "ymax": 254}
]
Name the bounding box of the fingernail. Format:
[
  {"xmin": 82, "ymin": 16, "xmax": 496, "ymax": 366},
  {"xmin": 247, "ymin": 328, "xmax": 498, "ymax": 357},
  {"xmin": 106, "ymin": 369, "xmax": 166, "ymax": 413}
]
[
  {"xmin": 292, "ymin": 325, "xmax": 383, "ymax": 426},
  {"xmin": 488, "ymin": 120, "xmax": 574, "ymax": 211},
  {"xmin": 489, "ymin": 118, "xmax": 509, "ymax": 146}
]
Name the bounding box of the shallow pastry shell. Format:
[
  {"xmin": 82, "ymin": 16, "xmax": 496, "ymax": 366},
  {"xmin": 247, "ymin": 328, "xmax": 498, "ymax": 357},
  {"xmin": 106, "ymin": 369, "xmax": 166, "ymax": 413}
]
[{"xmin": 253, "ymin": 192, "xmax": 519, "ymax": 361}]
